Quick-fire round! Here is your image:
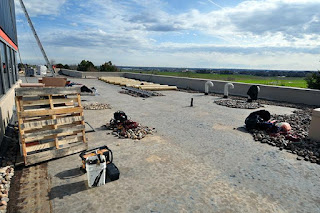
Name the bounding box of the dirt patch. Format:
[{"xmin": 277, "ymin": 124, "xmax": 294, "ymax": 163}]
[
  {"xmin": 7, "ymin": 163, "xmax": 52, "ymax": 213},
  {"xmin": 212, "ymin": 123, "xmax": 232, "ymax": 131},
  {"xmin": 146, "ymin": 155, "xmax": 164, "ymax": 163}
]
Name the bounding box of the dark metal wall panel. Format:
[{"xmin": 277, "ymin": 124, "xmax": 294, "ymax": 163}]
[{"xmin": 0, "ymin": 0, "xmax": 18, "ymax": 46}]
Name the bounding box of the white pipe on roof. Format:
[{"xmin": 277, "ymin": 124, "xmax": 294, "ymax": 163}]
[
  {"xmin": 205, "ymin": 81, "xmax": 214, "ymax": 95},
  {"xmin": 223, "ymin": 83, "xmax": 234, "ymax": 98}
]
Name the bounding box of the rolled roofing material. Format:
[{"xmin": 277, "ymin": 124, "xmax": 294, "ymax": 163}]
[
  {"xmin": 138, "ymin": 86, "xmax": 177, "ymax": 90},
  {"xmin": 99, "ymin": 77, "xmax": 177, "ymax": 90}
]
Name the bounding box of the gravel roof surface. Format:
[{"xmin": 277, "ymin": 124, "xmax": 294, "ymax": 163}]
[{"xmin": 22, "ymin": 76, "xmax": 320, "ymax": 213}]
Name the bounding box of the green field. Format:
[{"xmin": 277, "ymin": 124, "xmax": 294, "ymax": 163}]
[{"xmin": 127, "ymin": 71, "xmax": 307, "ymax": 88}]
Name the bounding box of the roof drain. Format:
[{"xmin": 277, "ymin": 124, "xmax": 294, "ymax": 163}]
[
  {"xmin": 223, "ymin": 83, "xmax": 234, "ymax": 98},
  {"xmin": 205, "ymin": 81, "xmax": 214, "ymax": 95}
]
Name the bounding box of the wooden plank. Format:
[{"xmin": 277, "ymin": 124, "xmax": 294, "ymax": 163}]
[
  {"xmin": 20, "ymin": 83, "xmax": 45, "ymax": 87},
  {"xmin": 24, "ymin": 121, "xmax": 82, "ymax": 133},
  {"xmin": 19, "ymin": 106, "xmax": 83, "ymax": 118},
  {"xmin": 59, "ymin": 136, "xmax": 83, "ymax": 146},
  {"xmin": 25, "ymin": 136, "xmax": 83, "ymax": 153},
  {"xmin": 16, "ymin": 96, "xmax": 27, "ymax": 163},
  {"xmin": 26, "ymin": 141, "xmax": 55, "ymax": 152},
  {"xmin": 23, "ymin": 125, "xmax": 85, "ymax": 142},
  {"xmin": 22, "ymin": 113, "xmax": 79, "ymax": 122},
  {"xmin": 77, "ymin": 94, "xmax": 87, "ymax": 143},
  {"xmin": 25, "ymin": 142, "xmax": 88, "ymax": 166},
  {"xmin": 48, "ymin": 95, "xmax": 60, "ymax": 149},
  {"xmin": 22, "ymin": 98, "xmax": 78, "ymax": 107},
  {"xmin": 25, "ymin": 130, "xmax": 83, "ymax": 143},
  {"xmin": 16, "ymin": 87, "xmax": 80, "ymax": 96},
  {"xmin": 22, "ymin": 116, "xmax": 84, "ymax": 130}
]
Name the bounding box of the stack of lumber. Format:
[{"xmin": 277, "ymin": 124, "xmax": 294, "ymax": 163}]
[
  {"xmin": 15, "ymin": 87, "xmax": 88, "ymax": 166},
  {"xmin": 99, "ymin": 77, "xmax": 177, "ymax": 91}
]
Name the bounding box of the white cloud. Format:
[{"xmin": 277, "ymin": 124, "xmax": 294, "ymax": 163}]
[{"xmin": 14, "ymin": 0, "xmax": 67, "ymax": 16}]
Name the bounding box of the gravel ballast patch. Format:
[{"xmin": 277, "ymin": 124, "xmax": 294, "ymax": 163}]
[
  {"xmin": 215, "ymin": 99, "xmax": 261, "ymax": 109},
  {"xmin": 0, "ymin": 166, "xmax": 14, "ymax": 212},
  {"xmin": 249, "ymin": 109, "xmax": 320, "ymax": 164},
  {"xmin": 82, "ymin": 102, "xmax": 111, "ymax": 110}
]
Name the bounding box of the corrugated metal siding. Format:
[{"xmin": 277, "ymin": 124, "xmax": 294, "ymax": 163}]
[{"xmin": 0, "ymin": 0, "xmax": 18, "ymax": 46}]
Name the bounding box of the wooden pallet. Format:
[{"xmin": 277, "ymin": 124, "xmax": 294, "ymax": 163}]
[{"xmin": 15, "ymin": 87, "xmax": 88, "ymax": 165}]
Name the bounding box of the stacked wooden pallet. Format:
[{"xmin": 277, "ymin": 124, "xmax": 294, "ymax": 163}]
[
  {"xmin": 15, "ymin": 87, "xmax": 88, "ymax": 165},
  {"xmin": 99, "ymin": 77, "xmax": 177, "ymax": 91}
]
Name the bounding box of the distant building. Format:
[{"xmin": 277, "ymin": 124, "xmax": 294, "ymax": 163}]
[{"xmin": 0, "ymin": 0, "xmax": 20, "ymax": 143}]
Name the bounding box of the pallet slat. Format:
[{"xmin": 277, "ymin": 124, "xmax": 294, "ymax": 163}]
[
  {"xmin": 16, "ymin": 87, "xmax": 80, "ymax": 96},
  {"xmin": 26, "ymin": 136, "xmax": 84, "ymax": 153},
  {"xmin": 22, "ymin": 98, "xmax": 78, "ymax": 107},
  {"xmin": 21, "ymin": 115, "xmax": 84, "ymax": 130},
  {"xmin": 19, "ymin": 106, "xmax": 83, "ymax": 118},
  {"xmin": 23, "ymin": 124, "xmax": 85, "ymax": 141}
]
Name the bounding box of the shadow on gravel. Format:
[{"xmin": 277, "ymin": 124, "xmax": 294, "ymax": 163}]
[
  {"xmin": 235, "ymin": 126, "xmax": 249, "ymax": 133},
  {"xmin": 95, "ymin": 126, "xmax": 108, "ymax": 131},
  {"xmin": 49, "ymin": 181, "xmax": 88, "ymax": 200},
  {"xmin": 55, "ymin": 167, "xmax": 84, "ymax": 179}
]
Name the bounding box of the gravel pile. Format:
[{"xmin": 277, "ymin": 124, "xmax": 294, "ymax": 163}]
[
  {"xmin": 249, "ymin": 109, "xmax": 320, "ymax": 164},
  {"xmin": 82, "ymin": 102, "xmax": 111, "ymax": 110},
  {"xmin": 215, "ymin": 99, "xmax": 261, "ymax": 109},
  {"xmin": 0, "ymin": 166, "xmax": 14, "ymax": 212},
  {"xmin": 114, "ymin": 126, "xmax": 154, "ymax": 140},
  {"xmin": 106, "ymin": 123, "xmax": 154, "ymax": 140},
  {"xmin": 119, "ymin": 90, "xmax": 163, "ymax": 98}
]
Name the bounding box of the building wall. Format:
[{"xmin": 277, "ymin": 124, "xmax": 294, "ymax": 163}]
[
  {"xmin": 0, "ymin": 80, "xmax": 21, "ymax": 143},
  {"xmin": 0, "ymin": 0, "xmax": 19, "ymax": 145},
  {"xmin": 0, "ymin": 0, "xmax": 18, "ymax": 46}
]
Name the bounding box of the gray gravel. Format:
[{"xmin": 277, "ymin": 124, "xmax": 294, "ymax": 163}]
[{"xmin": 214, "ymin": 99, "xmax": 261, "ymax": 109}]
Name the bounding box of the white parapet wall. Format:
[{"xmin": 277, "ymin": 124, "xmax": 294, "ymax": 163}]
[
  {"xmin": 60, "ymin": 69, "xmax": 125, "ymax": 78},
  {"xmin": 0, "ymin": 80, "xmax": 22, "ymax": 144},
  {"xmin": 124, "ymin": 73, "xmax": 320, "ymax": 106},
  {"xmin": 59, "ymin": 70, "xmax": 320, "ymax": 106},
  {"xmin": 309, "ymin": 108, "xmax": 320, "ymax": 141}
]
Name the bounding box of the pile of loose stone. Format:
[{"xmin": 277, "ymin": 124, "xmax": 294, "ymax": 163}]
[
  {"xmin": 116, "ymin": 126, "xmax": 154, "ymax": 140},
  {"xmin": 82, "ymin": 102, "xmax": 111, "ymax": 110},
  {"xmin": 215, "ymin": 99, "xmax": 261, "ymax": 109},
  {"xmin": 106, "ymin": 123, "xmax": 154, "ymax": 140},
  {"xmin": 0, "ymin": 125, "xmax": 19, "ymax": 212},
  {"xmin": 249, "ymin": 109, "xmax": 320, "ymax": 164},
  {"xmin": 0, "ymin": 166, "xmax": 14, "ymax": 212}
]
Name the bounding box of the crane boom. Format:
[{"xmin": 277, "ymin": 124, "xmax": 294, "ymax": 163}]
[{"xmin": 18, "ymin": 0, "xmax": 55, "ymax": 76}]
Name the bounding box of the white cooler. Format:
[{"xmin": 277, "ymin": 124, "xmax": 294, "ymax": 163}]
[{"xmin": 86, "ymin": 155, "xmax": 106, "ymax": 187}]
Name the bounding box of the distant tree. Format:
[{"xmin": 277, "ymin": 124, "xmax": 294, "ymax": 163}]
[
  {"xmin": 77, "ymin": 60, "xmax": 96, "ymax": 71},
  {"xmin": 63, "ymin": 64, "xmax": 70, "ymax": 69},
  {"xmin": 18, "ymin": 63, "xmax": 25, "ymax": 69},
  {"xmin": 305, "ymin": 71, "xmax": 320, "ymax": 89},
  {"xmin": 220, "ymin": 70, "xmax": 234, "ymax": 75},
  {"xmin": 100, "ymin": 61, "xmax": 119, "ymax": 72},
  {"xmin": 55, "ymin": 63, "xmax": 64, "ymax": 68}
]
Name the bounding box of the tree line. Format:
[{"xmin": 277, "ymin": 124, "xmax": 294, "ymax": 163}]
[{"xmin": 55, "ymin": 60, "xmax": 119, "ymax": 72}]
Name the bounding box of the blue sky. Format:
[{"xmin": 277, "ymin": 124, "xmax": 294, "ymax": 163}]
[{"xmin": 15, "ymin": 0, "xmax": 320, "ymax": 70}]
